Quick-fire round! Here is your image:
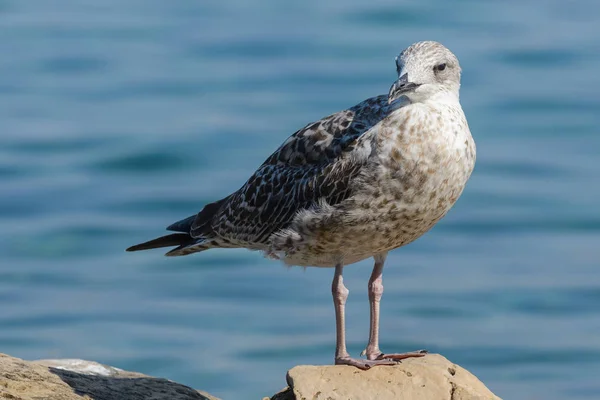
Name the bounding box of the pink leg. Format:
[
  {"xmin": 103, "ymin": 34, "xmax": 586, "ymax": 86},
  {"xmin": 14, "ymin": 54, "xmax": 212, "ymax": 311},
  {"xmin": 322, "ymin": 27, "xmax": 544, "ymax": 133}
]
[
  {"xmin": 332, "ymin": 263, "xmax": 350, "ymax": 360},
  {"xmin": 332, "ymin": 263, "xmax": 402, "ymax": 369},
  {"xmin": 364, "ymin": 254, "xmax": 385, "ymax": 358},
  {"xmin": 363, "ymin": 253, "xmax": 427, "ymax": 363}
]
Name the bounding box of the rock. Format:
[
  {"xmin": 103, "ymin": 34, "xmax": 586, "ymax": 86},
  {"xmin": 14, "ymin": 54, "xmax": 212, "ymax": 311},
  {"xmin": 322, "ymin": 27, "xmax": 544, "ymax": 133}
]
[
  {"xmin": 1, "ymin": 352, "xmax": 499, "ymax": 400},
  {"xmin": 0, "ymin": 353, "xmax": 220, "ymax": 400},
  {"xmin": 274, "ymin": 354, "xmax": 501, "ymax": 400}
]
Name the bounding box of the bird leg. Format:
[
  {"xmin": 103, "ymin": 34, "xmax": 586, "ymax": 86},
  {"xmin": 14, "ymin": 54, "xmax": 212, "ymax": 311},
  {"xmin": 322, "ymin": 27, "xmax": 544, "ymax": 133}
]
[
  {"xmin": 364, "ymin": 254, "xmax": 385, "ymax": 358},
  {"xmin": 362, "ymin": 253, "xmax": 427, "ymax": 363},
  {"xmin": 332, "ymin": 263, "xmax": 350, "ymax": 360},
  {"xmin": 332, "ymin": 263, "xmax": 399, "ymax": 369}
]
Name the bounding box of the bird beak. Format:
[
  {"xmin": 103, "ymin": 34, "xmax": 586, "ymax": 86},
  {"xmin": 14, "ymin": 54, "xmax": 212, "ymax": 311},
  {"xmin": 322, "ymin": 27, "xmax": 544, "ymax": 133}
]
[{"xmin": 388, "ymin": 73, "xmax": 420, "ymax": 103}]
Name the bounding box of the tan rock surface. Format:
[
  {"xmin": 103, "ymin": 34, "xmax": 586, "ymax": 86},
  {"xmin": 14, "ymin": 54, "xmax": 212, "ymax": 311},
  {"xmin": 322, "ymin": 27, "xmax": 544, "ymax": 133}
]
[
  {"xmin": 280, "ymin": 354, "xmax": 501, "ymax": 400},
  {"xmin": 1, "ymin": 352, "xmax": 499, "ymax": 400},
  {"xmin": 0, "ymin": 353, "xmax": 219, "ymax": 400}
]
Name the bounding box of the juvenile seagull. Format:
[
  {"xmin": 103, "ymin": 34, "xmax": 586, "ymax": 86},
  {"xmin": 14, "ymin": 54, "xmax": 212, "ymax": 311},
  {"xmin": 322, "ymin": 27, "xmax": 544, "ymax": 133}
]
[{"xmin": 127, "ymin": 41, "xmax": 476, "ymax": 369}]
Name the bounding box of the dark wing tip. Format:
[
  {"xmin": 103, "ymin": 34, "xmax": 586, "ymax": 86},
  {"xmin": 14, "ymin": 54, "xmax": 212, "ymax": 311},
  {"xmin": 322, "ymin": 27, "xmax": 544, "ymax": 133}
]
[
  {"xmin": 125, "ymin": 244, "xmax": 144, "ymax": 252},
  {"xmin": 166, "ymin": 215, "xmax": 196, "ymax": 232},
  {"xmin": 126, "ymin": 233, "xmax": 193, "ymax": 253}
]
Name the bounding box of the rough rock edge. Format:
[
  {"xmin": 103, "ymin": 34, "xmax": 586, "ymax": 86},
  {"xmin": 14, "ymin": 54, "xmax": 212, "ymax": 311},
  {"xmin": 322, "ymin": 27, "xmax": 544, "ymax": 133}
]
[
  {"xmin": 0, "ymin": 353, "xmax": 220, "ymax": 400},
  {"xmin": 269, "ymin": 354, "xmax": 501, "ymax": 400},
  {"xmin": 1, "ymin": 352, "xmax": 499, "ymax": 400},
  {"xmin": 268, "ymin": 386, "xmax": 294, "ymax": 400}
]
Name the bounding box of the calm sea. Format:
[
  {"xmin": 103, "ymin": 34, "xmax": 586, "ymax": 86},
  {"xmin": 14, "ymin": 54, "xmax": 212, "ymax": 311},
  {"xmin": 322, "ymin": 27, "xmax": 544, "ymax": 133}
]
[{"xmin": 1, "ymin": 1, "xmax": 599, "ymax": 399}]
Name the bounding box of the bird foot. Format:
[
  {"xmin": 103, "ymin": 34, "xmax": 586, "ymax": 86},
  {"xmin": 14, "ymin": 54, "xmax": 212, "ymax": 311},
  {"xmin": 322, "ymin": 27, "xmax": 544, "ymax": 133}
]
[
  {"xmin": 335, "ymin": 350, "xmax": 427, "ymax": 370},
  {"xmin": 371, "ymin": 349, "xmax": 428, "ymax": 361},
  {"xmin": 335, "ymin": 356, "xmax": 398, "ymax": 370}
]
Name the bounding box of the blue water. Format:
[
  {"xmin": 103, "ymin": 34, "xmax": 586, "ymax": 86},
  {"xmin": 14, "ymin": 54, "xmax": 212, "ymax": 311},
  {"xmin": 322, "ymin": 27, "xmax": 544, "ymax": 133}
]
[{"xmin": 1, "ymin": 1, "xmax": 599, "ymax": 399}]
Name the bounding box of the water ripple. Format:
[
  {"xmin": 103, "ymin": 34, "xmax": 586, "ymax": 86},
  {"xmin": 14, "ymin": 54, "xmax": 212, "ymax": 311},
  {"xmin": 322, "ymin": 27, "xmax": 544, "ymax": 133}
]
[{"xmin": 1, "ymin": 1, "xmax": 599, "ymax": 399}]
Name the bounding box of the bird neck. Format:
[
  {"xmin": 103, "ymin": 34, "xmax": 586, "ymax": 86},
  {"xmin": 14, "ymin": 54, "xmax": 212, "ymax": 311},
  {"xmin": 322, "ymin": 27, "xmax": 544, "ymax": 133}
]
[{"xmin": 425, "ymin": 89, "xmax": 461, "ymax": 107}]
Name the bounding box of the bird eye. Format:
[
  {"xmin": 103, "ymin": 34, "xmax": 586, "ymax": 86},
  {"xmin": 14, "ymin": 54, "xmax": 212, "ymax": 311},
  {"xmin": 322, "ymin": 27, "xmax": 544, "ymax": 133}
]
[{"xmin": 434, "ymin": 63, "xmax": 447, "ymax": 72}]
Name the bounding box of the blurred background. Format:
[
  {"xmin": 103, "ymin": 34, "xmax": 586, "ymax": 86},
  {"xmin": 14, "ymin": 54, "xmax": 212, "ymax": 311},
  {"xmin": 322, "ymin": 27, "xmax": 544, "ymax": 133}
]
[{"xmin": 1, "ymin": 0, "xmax": 599, "ymax": 399}]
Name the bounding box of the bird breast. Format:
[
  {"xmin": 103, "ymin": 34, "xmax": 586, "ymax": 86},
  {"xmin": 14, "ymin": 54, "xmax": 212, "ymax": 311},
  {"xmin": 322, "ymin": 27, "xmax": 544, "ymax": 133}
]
[{"xmin": 369, "ymin": 101, "xmax": 475, "ymax": 225}]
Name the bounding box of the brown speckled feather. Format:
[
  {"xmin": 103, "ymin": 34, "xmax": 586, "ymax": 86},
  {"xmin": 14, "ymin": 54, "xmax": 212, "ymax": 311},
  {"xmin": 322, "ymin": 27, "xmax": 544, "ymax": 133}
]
[
  {"xmin": 127, "ymin": 41, "xmax": 475, "ymax": 268},
  {"xmin": 185, "ymin": 95, "xmax": 393, "ymax": 251},
  {"xmin": 125, "ymin": 41, "xmax": 478, "ymax": 369}
]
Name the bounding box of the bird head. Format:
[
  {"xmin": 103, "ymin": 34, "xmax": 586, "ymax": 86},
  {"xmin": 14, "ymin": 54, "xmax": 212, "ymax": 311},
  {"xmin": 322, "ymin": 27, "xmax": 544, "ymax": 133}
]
[{"xmin": 388, "ymin": 41, "xmax": 462, "ymax": 104}]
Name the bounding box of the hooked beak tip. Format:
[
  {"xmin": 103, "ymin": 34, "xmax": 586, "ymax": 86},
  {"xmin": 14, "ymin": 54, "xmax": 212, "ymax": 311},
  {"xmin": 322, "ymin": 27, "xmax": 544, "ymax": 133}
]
[{"xmin": 388, "ymin": 73, "xmax": 420, "ymax": 102}]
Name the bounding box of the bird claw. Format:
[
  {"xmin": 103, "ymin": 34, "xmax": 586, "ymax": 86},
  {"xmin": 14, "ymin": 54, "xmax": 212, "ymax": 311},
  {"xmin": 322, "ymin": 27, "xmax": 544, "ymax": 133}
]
[
  {"xmin": 335, "ymin": 356, "xmax": 398, "ymax": 370},
  {"xmin": 373, "ymin": 349, "xmax": 428, "ymax": 361},
  {"xmin": 337, "ymin": 349, "xmax": 428, "ymax": 370}
]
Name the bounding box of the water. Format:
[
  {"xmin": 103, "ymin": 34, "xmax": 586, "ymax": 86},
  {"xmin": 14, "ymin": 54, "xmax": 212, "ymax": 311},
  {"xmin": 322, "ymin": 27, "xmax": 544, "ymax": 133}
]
[{"xmin": 1, "ymin": 1, "xmax": 599, "ymax": 399}]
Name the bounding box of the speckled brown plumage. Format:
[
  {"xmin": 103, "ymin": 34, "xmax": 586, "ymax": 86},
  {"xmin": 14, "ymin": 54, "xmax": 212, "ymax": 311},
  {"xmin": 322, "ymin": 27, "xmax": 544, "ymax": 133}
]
[
  {"xmin": 127, "ymin": 40, "xmax": 476, "ymax": 370},
  {"xmin": 128, "ymin": 42, "xmax": 475, "ymax": 267}
]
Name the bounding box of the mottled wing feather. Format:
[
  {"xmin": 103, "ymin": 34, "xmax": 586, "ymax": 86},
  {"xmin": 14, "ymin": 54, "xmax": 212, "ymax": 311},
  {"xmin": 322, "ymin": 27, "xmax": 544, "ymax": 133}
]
[
  {"xmin": 191, "ymin": 95, "xmax": 391, "ymax": 246},
  {"xmin": 263, "ymin": 95, "xmax": 389, "ymax": 166}
]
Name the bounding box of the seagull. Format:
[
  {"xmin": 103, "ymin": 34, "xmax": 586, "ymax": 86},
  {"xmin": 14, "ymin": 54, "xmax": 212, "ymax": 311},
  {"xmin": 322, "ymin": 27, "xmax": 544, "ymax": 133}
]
[{"xmin": 127, "ymin": 41, "xmax": 476, "ymax": 369}]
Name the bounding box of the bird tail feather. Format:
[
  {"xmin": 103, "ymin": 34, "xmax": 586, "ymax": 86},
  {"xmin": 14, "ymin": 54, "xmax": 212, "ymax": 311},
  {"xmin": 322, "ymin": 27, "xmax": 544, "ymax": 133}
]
[
  {"xmin": 126, "ymin": 233, "xmax": 194, "ymax": 252},
  {"xmin": 127, "ymin": 195, "xmax": 232, "ymax": 257}
]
